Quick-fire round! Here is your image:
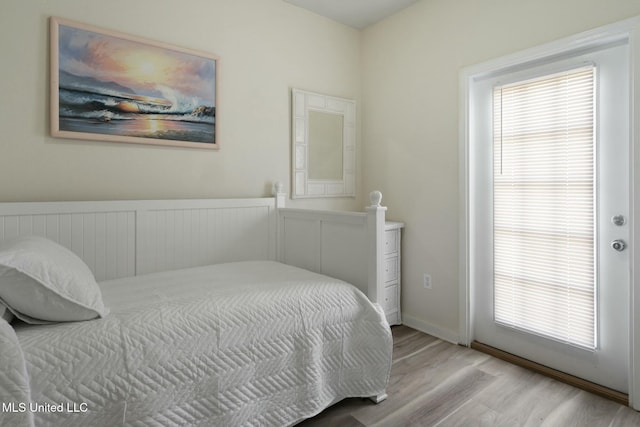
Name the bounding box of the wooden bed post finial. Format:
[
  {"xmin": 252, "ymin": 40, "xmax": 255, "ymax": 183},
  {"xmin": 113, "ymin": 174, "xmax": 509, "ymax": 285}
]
[
  {"xmin": 369, "ymin": 190, "xmax": 383, "ymax": 208},
  {"xmin": 273, "ymin": 181, "xmax": 286, "ymax": 209}
]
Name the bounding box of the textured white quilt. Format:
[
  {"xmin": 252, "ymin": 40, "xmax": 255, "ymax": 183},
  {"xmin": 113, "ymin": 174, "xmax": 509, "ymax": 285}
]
[{"xmin": 0, "ymin": 261, "xmax": 392, "ymax": 427}]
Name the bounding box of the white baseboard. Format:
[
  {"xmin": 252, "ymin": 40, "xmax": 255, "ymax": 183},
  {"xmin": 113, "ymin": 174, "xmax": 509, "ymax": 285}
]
[{"xmin": 401, "ymin": 314, "xmax": 459, "ymax": 345}]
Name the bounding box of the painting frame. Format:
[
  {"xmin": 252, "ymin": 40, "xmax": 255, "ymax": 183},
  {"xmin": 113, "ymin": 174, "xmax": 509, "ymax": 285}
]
[{"xmin": 50, "ymin": 17, "xmax": 219, "ymax": 149}]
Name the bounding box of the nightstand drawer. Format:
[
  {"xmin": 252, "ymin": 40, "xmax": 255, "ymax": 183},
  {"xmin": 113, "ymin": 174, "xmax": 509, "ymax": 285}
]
[
  {"xmin": 383, "ymin": 284, "xmax": 398, "ymax": 312},
  {"xmin": 384, "ymin": 230, "xmax": 399, "ymax": 254},
  {"xmin": 384, "ymin": 256, "xmax": 398, "ymax": 282},
  {"xmin": 382, "ymin": 221, "xmax": 403, "ymax": 326}
]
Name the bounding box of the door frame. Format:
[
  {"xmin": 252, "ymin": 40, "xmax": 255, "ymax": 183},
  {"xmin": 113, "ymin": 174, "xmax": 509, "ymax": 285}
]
[{"xmin": 459, "ymin": 16, "xmax": 640, "ymax": 408}]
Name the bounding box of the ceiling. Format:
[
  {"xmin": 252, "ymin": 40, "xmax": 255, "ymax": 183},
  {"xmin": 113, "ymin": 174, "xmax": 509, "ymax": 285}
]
[{"xmin": 282, "ymin": 0, "xmax": 419, "ymax": 29}]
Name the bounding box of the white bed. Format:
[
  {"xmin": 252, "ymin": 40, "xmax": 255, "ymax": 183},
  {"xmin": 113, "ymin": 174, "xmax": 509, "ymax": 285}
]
[{"xmin": 0, "ymin": 193, "xmax": 393, "ymax": 427}]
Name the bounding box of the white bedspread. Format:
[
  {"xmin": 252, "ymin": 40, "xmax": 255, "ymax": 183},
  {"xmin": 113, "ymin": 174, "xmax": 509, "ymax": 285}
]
[{"xmin": 0, "ymin": 261, "xmax": 392, "ymax": 427}]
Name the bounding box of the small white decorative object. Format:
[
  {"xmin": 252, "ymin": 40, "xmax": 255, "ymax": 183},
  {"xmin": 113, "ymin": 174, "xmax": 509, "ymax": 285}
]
[
  {"xmin": 273, "ymin": 181, "xmax": 284, "ymax": 196},
  {"xmin": 370, "ymin": 191, "xmax": 383, "ymax": 207}
]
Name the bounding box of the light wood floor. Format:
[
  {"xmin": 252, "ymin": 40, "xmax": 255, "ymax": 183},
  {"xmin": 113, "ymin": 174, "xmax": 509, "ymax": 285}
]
[{"xmin": 298, "ymin": 325, "xmax": 640, "ymax": 427}]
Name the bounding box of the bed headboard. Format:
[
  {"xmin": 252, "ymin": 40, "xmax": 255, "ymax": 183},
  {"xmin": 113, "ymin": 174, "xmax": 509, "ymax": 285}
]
[
  {"xmin": 0, "ymin": 192, "xmax": 389, "ymax": 311},
  {"xmin": 0, "ymin": 197, "xmax": 279, "ymax": 281}
]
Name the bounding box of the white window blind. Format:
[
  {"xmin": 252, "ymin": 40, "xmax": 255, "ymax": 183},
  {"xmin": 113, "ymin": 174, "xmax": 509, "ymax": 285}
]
[{"xmin": 493, "ymin": 66, "xmax": 596, "ymax": 349}]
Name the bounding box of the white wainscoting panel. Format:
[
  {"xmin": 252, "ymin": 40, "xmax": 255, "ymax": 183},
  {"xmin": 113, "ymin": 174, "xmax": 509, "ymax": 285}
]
[
  {"xmin": 0, "ymin": 198, "xmax": 277, "ymax": 282},
  {"xmin": 319, "ymin": 220, "xmax": 367, "ymax": 295},
  {"xmin": 137, "ymin": 205, "xmax": 273, "ymax": 275},
  {"xmin": 279, "ymin": 209, "xmax": 374, "ymax": 296},
  {"xmin": 0, "ymin": 207, "xmax": 136, "ymax": 281},
  {"xmin": 279, "ymin": 216, "xmax": 320, "ymax": 273}
]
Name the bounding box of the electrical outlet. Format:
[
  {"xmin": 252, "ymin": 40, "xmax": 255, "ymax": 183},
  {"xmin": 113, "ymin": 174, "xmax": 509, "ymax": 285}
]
[{"xmin": 423, "ymin": 273, "xmax": 432, "ymax": 289}]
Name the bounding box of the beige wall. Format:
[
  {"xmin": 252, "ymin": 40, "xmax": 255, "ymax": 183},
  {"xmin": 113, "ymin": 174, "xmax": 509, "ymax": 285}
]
[
  {"xmin": 362, "ymin": 0, "xmax": 640, "ymax": 339},
  {"xmin": 0, "ymin": 0, "xmax": 362, "ymax": 211}
]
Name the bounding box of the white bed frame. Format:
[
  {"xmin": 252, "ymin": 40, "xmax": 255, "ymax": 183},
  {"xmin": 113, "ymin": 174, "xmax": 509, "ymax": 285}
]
[{"xmin": 0, "ymin": 191, "xmax": 388, "ymax": 308}]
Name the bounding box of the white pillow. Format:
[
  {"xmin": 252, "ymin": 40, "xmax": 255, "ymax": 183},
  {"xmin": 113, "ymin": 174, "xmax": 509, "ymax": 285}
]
[{"xmin": 0, "ymin": 236, "xmax": 108, "ymax": 323}]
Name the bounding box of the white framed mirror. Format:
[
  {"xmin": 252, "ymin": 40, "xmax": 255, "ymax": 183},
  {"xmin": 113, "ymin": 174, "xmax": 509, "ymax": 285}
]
[{"xmin": 291, "ymin": 88, "xmax": 356, "ymax": 198}]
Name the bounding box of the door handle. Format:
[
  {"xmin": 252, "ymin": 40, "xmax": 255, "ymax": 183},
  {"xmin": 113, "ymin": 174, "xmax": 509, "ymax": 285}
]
[{"xmin": 611, "ymin": 239, "xmax": 626, "ymax": 252}]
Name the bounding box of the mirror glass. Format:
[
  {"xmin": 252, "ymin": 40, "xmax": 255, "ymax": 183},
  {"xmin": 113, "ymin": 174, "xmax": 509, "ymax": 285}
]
[
  {"xmin": 291, "ymin": 88, "xmax": 356, "ymax": 198},
  {"xmin": 308, "ymin": 111, "xmax": 344, "ymax": 180}
]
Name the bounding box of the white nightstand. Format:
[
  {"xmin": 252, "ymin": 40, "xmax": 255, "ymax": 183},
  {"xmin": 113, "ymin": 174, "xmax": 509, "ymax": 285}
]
[{"xmin": 383, "ymin": 221, "xmax": 403, "ymax": 326}]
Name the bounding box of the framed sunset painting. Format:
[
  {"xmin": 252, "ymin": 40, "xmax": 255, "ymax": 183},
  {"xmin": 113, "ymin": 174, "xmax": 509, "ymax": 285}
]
[{"xmin": 50, "ymin": 17, "xmax": 219, "ymax": 149}]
